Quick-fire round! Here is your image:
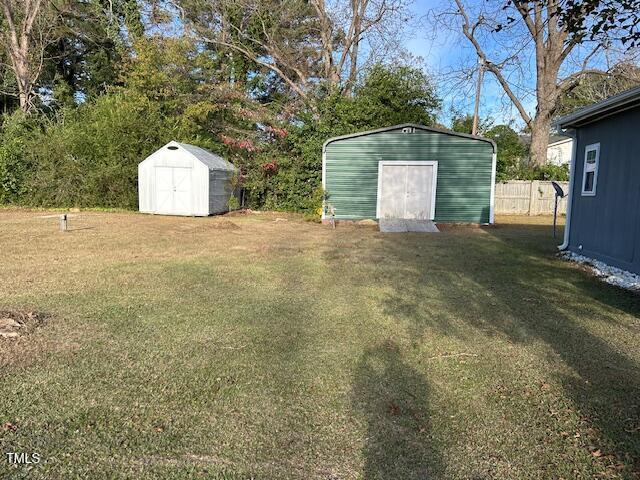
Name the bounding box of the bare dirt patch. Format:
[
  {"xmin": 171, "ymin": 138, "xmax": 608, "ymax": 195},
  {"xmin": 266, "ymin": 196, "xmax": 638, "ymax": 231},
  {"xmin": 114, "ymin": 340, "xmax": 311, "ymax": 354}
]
[
  {"xmin": 168, "ymin": 219, "xmax": 241, "ymax": 233},
  {"xmin": 0, "ymin": 310, "xmax": 49, "ymax": 340}
]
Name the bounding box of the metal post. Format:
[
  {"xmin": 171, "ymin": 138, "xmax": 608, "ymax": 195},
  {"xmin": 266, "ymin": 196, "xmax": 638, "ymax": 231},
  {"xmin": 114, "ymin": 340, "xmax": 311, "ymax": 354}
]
[
  {"xmin": 59, "ymin": 214, "xmax": 67, "ymax": 232},
  {"xmin": 553, "ymin": 195, "xmax": 558, "ymax": 238},
  {"xmin": 472, "ymin": 59, "xmax": 484, "ymax": 136},
  {"xmin": 551, "ymin": 181, "xmax": 565, "ymax": 239}
]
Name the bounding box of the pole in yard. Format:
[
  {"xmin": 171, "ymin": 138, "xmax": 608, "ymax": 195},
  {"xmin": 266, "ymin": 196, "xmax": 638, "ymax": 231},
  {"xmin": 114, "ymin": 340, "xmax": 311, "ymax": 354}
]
[
  {"xmin": 551, "ymin": 181, "xmax": 565, "ymax": 238},
  {"xmin": 59, "ymin": 214, "xmax": 68, "ymax": 232},
  {"xmin": 553, "ymin": 195, "xmax": 558, "ymax": 238},
  {"xmin": 472, "ymin": 59, "xmax": 485, "ymax": 136}
]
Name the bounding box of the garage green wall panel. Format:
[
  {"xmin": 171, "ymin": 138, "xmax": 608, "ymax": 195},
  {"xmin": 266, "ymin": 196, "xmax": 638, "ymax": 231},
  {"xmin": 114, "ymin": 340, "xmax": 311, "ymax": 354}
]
[{"xmin": 323, "ymin": 125, "xmax": 495, "ymax": 223}]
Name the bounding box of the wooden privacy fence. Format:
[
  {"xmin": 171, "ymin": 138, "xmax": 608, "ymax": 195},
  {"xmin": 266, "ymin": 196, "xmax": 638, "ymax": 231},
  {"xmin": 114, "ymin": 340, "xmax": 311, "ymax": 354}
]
[{"xmin": 495, "ymin": 180, "xmax": 569, "ymax": 215}]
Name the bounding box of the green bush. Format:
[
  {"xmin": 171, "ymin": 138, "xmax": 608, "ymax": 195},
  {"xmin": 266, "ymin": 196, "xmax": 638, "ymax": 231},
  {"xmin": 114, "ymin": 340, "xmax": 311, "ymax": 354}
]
[
  {"xmin": 515, "ymin": 163, "xmax": 569, "ymax": 181},
  {"xmin": 0, "ymin": 112, "xmax": 38, "ymax": 203},
  {"xmin": 24, "ymin": 91, "xmax": 200, "ymax": 208}
]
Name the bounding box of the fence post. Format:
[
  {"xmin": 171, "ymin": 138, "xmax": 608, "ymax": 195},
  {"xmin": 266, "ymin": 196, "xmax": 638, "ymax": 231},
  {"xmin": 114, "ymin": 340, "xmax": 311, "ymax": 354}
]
[{"xmin": 528, "ymin": 180, "xmax": 539, "ymax": 216}]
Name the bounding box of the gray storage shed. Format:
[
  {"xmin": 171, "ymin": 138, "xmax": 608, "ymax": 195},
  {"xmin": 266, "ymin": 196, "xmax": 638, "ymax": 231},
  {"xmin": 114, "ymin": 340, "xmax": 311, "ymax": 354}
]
[
  {"xmin": 138, "ymin": 141, "xmax": 236, "ymax": 216},
  {"xmin": 557, "ymin": 86, "xmax": 640, "ymax": 274}
]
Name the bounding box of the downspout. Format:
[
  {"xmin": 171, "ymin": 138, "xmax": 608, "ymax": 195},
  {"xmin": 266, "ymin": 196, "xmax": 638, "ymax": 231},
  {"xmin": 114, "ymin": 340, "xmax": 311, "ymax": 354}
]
[{"xmin": 558, "ymin": 128, "xmax": 577, "ymax": 250}]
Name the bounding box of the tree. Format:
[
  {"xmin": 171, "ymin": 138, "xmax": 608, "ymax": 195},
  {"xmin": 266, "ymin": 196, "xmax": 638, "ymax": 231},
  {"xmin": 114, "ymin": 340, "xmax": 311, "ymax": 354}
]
[
  {"xmin": 485, "ymin": 124, "xmax": 526, "ymax": 180},
  {"xmin": 289, "ymin": 63, "xmax": 439, "ymax": 151},
  {"xmin": 559, "ymin": 0, "xmax": 640, "ymax": 47},
  {"xmin": 176, "ymin": 0, "xmax": 408, "ymax": 99},
  {"xmin": 444, "ymin": 0, "xmax": 612, "ymax": 166},
  {"xmin": 120, "ymin": 35, "xmax": 277, "ymax": 143},
  {"xmin": 450, "ymin": 112, "xmax": 492, "ymax": 135},
  {"xmin": 0, "ymin": 0, "xmax": 62, "ymax": 111},
  {"xmin": 45, "ymin": 0, "xmax": 144, "ymax": 102},
  {"xmin": 351, "ymin": 63, "xmax": 440, "ymax": 125},
  {"xmin": 556, "ymin": 61, "xmax": 640, "ymax": 116},
  {"xmin": 309, "ymin": 0, "xmax": 408, "ymax": 94}
]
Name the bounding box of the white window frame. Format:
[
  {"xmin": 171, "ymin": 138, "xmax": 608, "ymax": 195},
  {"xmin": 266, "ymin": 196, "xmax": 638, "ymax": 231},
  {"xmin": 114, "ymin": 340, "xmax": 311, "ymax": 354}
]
[
  {"xmin": 376, "ymin": 161, "xmax": 438, "ymax": 220},
  {"xmin": 581, "ymin": 143, "xmax": 600, "ymax": 196}
]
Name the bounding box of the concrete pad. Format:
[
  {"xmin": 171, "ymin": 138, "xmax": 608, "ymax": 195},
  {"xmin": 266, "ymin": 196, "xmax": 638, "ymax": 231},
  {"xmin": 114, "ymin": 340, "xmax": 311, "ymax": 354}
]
[
  {"xmin": 406, "ymin": 220, "xmax": 440, "ymax": 232},
  {"xmin": 379, "ymin": 219, "xmax": 440, "ymax": 233}
]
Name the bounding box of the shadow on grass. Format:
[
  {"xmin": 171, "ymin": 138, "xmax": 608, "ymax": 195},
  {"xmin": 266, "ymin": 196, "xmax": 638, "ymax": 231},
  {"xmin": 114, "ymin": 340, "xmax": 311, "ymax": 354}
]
[
  {"xmin": 352, "ymin": 340, "xmax": 440, "ymax": 479},
  {"xmin": 372, "ymin": 222, "xmax": 640, "ymax": 475},
  {"xmin": 481, "ymin": 225, "xmax": 640, "ymax": 474}
]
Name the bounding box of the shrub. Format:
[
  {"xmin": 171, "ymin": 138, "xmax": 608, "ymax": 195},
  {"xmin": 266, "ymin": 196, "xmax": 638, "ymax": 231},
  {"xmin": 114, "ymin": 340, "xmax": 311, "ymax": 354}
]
[
  {"xmin": 0, "ymin": 112, "xmax": 38, "ymax": 203},
  {"xmin": 24, "ymin": 91, "xmax": 200, "ymax": 208},
  {"xmin": 515, "ymin": 163, "xmax": 569, "ymax": 181}
]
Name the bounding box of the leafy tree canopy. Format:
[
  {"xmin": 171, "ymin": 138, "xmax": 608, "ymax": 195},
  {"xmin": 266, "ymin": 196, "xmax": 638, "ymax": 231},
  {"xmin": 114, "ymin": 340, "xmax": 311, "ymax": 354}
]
[
  {"xmin": 450, "ymin": 112, "xmax": 493, "ymax": 135},
  {"xmin": 556, "ymin": 62, "xmax": 640, "ymax": 116},
  {"xmin": 485, "ymin": 124, "xmax": 527, "ymax": 181}
]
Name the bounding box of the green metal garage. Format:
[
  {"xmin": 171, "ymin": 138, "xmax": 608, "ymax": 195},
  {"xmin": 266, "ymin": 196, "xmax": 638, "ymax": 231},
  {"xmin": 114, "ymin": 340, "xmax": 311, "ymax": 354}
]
[{"xmin": 322, "ymin": 124, "xmax": 496, "ymax": 224}]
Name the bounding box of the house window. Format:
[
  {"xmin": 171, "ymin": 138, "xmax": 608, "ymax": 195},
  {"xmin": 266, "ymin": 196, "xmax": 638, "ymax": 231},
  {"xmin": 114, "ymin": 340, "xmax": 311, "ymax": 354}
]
[{"xmin": 582, "ymin": 143, "xmax": 600, "ymax": 196}]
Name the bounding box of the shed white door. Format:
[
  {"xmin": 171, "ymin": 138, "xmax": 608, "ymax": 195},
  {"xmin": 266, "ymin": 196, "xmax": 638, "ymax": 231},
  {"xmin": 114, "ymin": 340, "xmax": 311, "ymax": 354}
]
[
  {"xmin": 155, "ymin": 167, "xmax": 192, "ymax": 214},
  {"xmin": 377, "ymin": 161, "xmax": 437, "ymax": 220}
]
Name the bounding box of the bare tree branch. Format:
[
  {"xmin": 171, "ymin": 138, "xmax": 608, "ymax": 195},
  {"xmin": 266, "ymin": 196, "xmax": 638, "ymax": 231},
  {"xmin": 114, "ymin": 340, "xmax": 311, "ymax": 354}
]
[
  {"xmin": 454, "ymin": 0, "xmax": 533, "ymax": 125},
  {"xmin": 0, "ymin": 0, "xmax": 62, "ymax": 112},
  {"xmin": 443, "ymin": 0, "xmax": 620, "ymax": 166},
  {"xmin": 177, "ymin": 0, "xmax": 407, "ymax": 98}
]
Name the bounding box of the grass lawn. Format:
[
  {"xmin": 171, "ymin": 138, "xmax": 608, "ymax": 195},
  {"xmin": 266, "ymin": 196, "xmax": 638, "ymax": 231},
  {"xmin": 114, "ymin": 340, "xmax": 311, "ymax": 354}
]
[{"xmin": 0, "ymin": 210, "xmax": 639, "ymax": 479}]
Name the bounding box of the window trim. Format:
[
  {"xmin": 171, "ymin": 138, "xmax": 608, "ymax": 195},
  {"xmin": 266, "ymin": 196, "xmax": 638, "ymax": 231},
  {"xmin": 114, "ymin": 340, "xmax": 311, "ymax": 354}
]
[{"xmin": 581, "ymin": 142, "xmax": 600, "ymax": 196}]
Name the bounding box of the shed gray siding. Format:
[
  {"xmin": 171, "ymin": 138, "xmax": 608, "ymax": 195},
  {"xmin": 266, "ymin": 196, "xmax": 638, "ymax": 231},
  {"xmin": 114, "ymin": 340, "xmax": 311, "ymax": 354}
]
[
  {"xmin": 568, "ymin": 107, "xmax": 640, "ymax": 274},
  {"xmin": 209, "ymin": 169, "xmax": 235, "ymax": 214}
]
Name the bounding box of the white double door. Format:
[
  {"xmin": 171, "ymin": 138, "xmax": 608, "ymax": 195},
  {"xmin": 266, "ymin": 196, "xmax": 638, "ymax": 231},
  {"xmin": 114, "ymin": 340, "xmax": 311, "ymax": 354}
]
[
  {"xmin": 155, "ymin": 167, "xmax": 192, "ymax": 214},
  {"xmin": 377, "ymin": 161, "xmax": 437, "ymax": 220}
]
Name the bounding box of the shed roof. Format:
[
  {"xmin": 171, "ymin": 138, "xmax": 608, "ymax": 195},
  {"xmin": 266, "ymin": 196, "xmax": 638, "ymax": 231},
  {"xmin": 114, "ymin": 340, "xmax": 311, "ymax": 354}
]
[
  {"xmin": 323, "ymin": 123, "xmax": 496, "ymax": 153},
  {"xmin": 549, "ymin": 134, "xmax": 572, "ymax": 145},
  {"xmin": 168, "ymin": 141, "xmax": 236, "ymax": 171},
  {"xmin": 557, "ymin": 86, "xmax": 640, "ymax": 129},
  {"xmin": 519, "ymin": 133, "xmax": 572, "ymax": 146}
]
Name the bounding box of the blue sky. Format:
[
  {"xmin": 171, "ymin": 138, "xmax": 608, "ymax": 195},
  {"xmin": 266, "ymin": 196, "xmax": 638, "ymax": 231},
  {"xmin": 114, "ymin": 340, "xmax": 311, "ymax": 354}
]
[{"xmin": 403, "ymin": 0, "xmax": 535, "ymax": 129}]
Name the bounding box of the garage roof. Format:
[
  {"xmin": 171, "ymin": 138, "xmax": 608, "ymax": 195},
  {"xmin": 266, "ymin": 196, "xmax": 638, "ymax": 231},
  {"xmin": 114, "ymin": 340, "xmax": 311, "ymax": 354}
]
[
  {"xmin": 168, "ymin": 141, "xmax": 236, "ymax": 171},
  {"xmin": 323, "ymin": 123, "xmax": 496, "ymax": 153}
]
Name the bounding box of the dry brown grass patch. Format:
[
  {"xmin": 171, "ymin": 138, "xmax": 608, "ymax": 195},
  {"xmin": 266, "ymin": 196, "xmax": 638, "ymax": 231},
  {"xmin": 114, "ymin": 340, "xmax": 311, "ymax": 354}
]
[{"xmin": 0, "ymin": 310, "xmax": 49, "ymax": 340}]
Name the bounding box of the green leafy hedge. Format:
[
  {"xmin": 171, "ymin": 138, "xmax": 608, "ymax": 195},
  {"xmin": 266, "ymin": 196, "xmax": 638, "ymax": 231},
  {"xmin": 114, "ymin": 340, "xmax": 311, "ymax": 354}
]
[{"xmin": 0, "ymin": 92, "xmax": 202, "ymax": 208}]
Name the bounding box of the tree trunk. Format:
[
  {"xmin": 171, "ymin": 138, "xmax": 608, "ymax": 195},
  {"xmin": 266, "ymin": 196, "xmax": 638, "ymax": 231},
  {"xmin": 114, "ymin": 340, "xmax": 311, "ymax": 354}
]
[
  {"xmin": 15, "ymin": 56, "xmax": 32, "ymax": 112},
  {"xmin": 529, "ymin": 117, "xmax": 552, "ymax": 166},
  {"xmin": 343, "ymin": 0, "xmax": 365, "ymax": 95},
  {"xmin": 18, "ymin": 90, "xmax": 28, "ymax": 111},
  {"xmin": 343, "ymin": 38, "xmax": 359, "ymax": 95},
  {"xmin": 0, "ymin": 0, "xmax": 47, "ymax": 113},
  {"xmin": 529, "ymin": 73, "xmax": 559, "ymax": 167}
]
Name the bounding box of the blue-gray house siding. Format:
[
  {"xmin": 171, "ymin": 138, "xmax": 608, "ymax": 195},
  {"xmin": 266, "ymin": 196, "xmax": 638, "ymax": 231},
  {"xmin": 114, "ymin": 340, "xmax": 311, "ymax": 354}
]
[{"xmin": 568, "ymin": 107, "xmax": 640, "ymax": 274}]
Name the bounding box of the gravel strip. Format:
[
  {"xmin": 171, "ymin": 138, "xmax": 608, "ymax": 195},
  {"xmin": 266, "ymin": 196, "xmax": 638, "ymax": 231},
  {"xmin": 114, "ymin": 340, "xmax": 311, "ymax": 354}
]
[{"xmin": 561, "ymin": 251, "xmax": 640, "ymax": 291}]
